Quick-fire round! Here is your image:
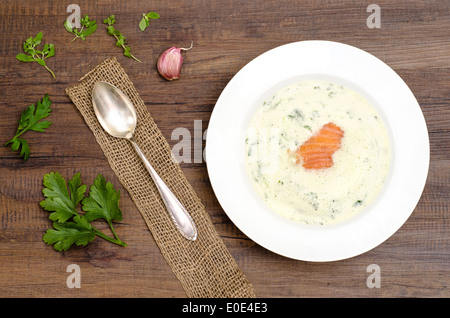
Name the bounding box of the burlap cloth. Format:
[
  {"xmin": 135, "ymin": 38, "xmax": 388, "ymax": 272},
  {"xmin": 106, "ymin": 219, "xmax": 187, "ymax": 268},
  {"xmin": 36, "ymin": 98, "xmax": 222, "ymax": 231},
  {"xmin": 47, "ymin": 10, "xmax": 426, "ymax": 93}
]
[{"xmin": 65, "ymin": 57, "xmax": 255, "ymax": 298}]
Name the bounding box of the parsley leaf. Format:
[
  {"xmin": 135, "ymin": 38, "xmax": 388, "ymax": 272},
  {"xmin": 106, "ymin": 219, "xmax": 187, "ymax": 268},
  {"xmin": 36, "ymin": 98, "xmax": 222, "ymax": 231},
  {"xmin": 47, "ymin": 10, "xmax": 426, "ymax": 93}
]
[
  {"xmin": 40, "ymin": 172, "xmax": 127, "ymax": 251},
  {"xmin": 40, "ymin": 172, "xmax": 85, "ymax": 223},
  {"xmin": 43, "ymin": 216, "xmax": 96, "ymax": 252},
  {"xmin": 82, "ymin": 174, "xmax": 123, "ymax": 223},
  {"xmin": 82, "ymin": 174, "xmax": 124, "ymax": 243},
  {"xmin": 16, "ymin": 32, "xmax": 56, "ymax": 78},
  {"xmin": 4, "ymin": 94, "xmax": 52, "ymax": 160}
]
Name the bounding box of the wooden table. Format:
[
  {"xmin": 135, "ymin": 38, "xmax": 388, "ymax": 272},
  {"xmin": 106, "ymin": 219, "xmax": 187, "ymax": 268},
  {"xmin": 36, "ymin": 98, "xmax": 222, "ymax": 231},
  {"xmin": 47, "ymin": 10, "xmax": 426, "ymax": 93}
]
[{"xmin": 0, "ymin": 0, "xmax": 448, "ymax": 298}]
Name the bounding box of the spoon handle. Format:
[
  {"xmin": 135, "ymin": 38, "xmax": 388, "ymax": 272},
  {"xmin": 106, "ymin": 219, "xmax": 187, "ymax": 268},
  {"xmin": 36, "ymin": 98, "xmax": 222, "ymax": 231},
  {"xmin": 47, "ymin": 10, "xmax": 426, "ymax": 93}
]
[{"xmin": 129, "ymin": 138, "xmax": 198, "ymax": 241}]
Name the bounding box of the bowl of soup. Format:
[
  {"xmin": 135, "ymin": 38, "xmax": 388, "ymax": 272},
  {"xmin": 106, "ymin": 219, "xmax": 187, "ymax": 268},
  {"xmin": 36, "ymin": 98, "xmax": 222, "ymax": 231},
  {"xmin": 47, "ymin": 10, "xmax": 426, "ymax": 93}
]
[
  {"xmin": 206, "ymin": 41, "xmax": 429, "ymax": 261},
  {"xmin": 245, "ymin": 79, "xmax": 392, "ymax": 226}
]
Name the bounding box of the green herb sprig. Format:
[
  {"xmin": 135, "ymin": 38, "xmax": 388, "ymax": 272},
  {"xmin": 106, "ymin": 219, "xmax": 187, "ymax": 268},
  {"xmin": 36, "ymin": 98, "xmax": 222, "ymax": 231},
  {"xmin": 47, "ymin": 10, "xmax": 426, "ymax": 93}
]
[
  {"xmin": 64, "ymin": 15, "xmax": 98, "ymax": 41},
  {"xmin": 103, "ymin": 15, "xmax": 141, "ymax": 62},
  {"xmin": 4, "ymin": 94, "xmax": 52, "ymax": 160},
  {"xmin": 139, "ymin": 12, "xmax": 160, "ymax": 31},
  {"xmin": 41, "ymin": 172, "xmax": 127, "ymax": 251},
  {"xmin": 16, "ymin": 32, "xmax": 56, "ymax": 78}
]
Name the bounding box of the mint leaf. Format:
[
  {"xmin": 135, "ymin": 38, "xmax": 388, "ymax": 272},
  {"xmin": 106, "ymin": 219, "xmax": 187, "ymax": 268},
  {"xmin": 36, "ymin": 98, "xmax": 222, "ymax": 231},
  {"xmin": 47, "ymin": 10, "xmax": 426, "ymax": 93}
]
[
  {"xmin": 123, "ymin": 46, "xmax": 132, "ymax": 58},
  {"xmin": 139, "ymin": 17, "xmax": 148, "ymax": 31},
  {"xmin": 33, "ymin": 31, "xmax": 43, "ymax": 44},
  {"xmin": 15, "ymin": 53, "xmax": 35, "ymax": 62},
  {"xmin": 140, "ymin": 12, "xmax": 159, "ymax": 31},
  {"xmin": 17, "ymin": 32, "xmax": 55, "ymax": 78},
  {"xmin": 146, "ymin": 12, "xmax": 160, "ymax": 19},
  {"xmin": 104, "ymin": 15, "xmax": 141, "ymax": 62},
  {"xmin": 65, "ymin": 15, "xmax": 97, "ymax": 42},
  {"xmin": 35, "ymin": 58, "xmax": 45, "ymax": 66},
  {"xmin": 64, "ymin": 20, "xmax": 73, "ymax": 33},
  {"xmin": 45, "ymin": 44, "xmax": 55, "ymax": 58},
  {"xmin": 82, "ymin": 23, "xmax": 97, "ymax": 37}
]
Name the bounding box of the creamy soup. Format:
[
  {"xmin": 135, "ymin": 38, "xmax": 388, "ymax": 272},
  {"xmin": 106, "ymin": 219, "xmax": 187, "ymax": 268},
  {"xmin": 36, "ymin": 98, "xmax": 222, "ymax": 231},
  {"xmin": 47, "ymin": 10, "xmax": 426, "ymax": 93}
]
[{"xmin": 245, "ymin": 80, "xmax": 391, "ymax": 225}]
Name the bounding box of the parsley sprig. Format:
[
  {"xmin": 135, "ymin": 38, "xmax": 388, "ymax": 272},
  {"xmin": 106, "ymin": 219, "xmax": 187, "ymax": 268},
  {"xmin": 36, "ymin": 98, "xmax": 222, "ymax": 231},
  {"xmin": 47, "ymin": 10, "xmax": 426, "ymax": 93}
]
[
  {"xmin": 16, "ymin": 32, "xmax": 56, "ymax": 78},
  {"xmin": 41, "ymin": 172, "xmax": 127, "ymax": 251},
  {"xmin": 64, "ymin": 15, "xmax": 98, "ymax": 41},
  {"xmin": 103, "ymin": 15, "xmax": 141, "ymax": 62},
  {"xmin": 4, "ymin": 94, "xmax": 52, "ymax": 160}
]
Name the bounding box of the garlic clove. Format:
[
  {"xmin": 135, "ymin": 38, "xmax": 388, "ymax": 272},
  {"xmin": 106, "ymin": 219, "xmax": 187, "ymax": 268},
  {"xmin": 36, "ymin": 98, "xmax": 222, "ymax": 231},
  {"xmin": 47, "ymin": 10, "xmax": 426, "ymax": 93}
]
[
  {"xmin": 157, "ymin": 47, "xmax": 182, "ymax": 80},
  {"xmin": 157, "ymin": 42, "xmax": 193, "ymax": 81}
]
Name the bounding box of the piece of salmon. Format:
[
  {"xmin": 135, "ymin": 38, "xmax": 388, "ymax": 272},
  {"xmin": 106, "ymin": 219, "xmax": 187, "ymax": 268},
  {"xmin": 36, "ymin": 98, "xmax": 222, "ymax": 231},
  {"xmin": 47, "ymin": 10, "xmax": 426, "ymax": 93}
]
[{"xmin": 295, "ymin": 122, "xmax": 344, "ymax": 169}]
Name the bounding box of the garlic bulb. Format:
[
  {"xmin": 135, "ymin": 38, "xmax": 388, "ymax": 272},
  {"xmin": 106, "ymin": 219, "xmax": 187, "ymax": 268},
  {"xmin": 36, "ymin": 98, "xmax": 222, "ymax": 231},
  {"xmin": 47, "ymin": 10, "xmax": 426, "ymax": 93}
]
[{"xmin": 157, "ymin": 42, "xmax": 193, "ymax": 81}]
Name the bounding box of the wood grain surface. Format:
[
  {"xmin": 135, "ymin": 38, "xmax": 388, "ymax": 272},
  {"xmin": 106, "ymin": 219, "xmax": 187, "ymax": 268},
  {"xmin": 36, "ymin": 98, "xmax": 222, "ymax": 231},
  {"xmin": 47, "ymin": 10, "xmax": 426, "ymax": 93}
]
[{"xmin": 0, "ymin": 0, "xmax": 448, "ymax": 298}]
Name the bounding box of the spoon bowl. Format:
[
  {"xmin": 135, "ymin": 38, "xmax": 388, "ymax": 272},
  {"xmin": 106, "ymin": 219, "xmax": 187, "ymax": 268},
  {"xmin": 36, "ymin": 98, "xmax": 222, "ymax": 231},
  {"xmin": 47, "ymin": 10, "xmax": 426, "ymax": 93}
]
[
  {"xmin": 91, "ymin": 81, "xmax": 197, "ymax": 241},
  {"xmin": 92, "ymin": 81, "xmax": 137, "ymax": 139}
]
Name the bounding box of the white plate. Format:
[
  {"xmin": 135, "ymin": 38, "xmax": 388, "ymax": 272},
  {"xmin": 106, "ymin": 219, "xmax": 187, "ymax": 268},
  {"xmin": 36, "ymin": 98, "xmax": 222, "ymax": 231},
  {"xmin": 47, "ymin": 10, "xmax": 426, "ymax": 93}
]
[{"xmin": 205, "ymin": 40, "xmax": 429, "ymax": 261}]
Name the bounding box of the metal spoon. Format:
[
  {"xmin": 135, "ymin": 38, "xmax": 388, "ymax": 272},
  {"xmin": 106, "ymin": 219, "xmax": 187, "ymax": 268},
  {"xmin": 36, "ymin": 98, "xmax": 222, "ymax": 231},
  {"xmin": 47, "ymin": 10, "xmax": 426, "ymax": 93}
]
[{"xmin": 92, "ymin": 81, "xmax": 197, "ymax": 241}]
